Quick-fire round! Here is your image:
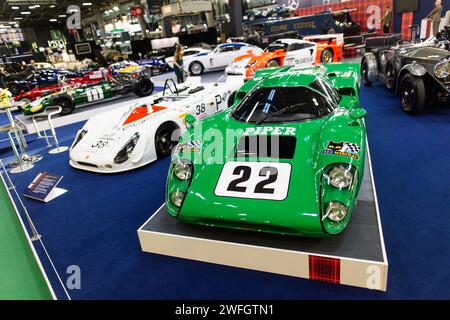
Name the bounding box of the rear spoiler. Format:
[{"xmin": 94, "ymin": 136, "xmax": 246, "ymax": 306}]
[{"xmin": 304, "ymin": 34, "xmax": 344, "ymax": 45}]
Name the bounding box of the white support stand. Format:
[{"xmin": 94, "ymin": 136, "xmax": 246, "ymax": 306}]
[{"xmin": 32, "ymin": 106, "xmax": 69, "ymax": 155}]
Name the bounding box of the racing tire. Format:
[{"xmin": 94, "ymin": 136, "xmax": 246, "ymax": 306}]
[
  {"xmin": 131, "ymin": 77, "xmax": 154, "ymax": 97},
  {"xmin": 385, "ymin": 62, "xmax": 397, "ymax": 91},
  {"xmin": 361, "ymin": 58, "xmax": 372, "ymax": 87},
  {"xmin": 53, "ymin": 94, "xmax": 75, "ymax": 116},
  {"xmin": 228, "ymin": 91, "xmax": 236, "ymax": 108},
  {"xmin": 321, "ymin": 49, "xmax": 334, "ymax": 63},
  {"xmin": 267, "ymin": 60, "xmax": 280, "ymax": 68},
  {"xmin": 155, "ymin": 122, "xmax": 178, "ymax": 159},
  {"xmin": 189, "ymin": 61, "xmax": 204, "ymax": 76},
  {"xmin": 399, "ymin": 73, "xmax": 426, "ymax": 115}
]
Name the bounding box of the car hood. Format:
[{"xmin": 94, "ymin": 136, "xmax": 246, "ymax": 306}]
[
  {"xmin": 175, "ymin": 108, "xmax": 365, "ymax": 233},
  {"xmin": 402, "ymin": 46, "xmax": 450, "ymax": 62}
]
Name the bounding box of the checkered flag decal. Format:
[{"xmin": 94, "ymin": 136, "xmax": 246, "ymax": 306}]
[
  {"xmin": 342, "ymin": 142, "xmax": 361, "ymax": 153},
  {"xmin": 187, "ymin": 141, "xmax": 202, "ymax": 148}
]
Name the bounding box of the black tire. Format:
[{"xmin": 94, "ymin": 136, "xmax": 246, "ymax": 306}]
[
  {"xmin": 8, "ymin": 84, "xmax": 22, "ymax": 96},
  {"xmin": 189, "ymin": 61, "xmax": 204, "ymax": 76},
  {"xmin": 361, "ymin": 58, "xmax": 372, "ymax": 87},
  {"xmin": 399, "ymin": 73, "xmax": 426, "ymax": 115},
  {"xmin": 53, "ymin": 94, "xmax": 74, "ymax": 115},
  {"xmin": 228, "ymin": 91, "xmax": 236, "ymax": 108},
  {"xmin": 321, "ymin": 49, "xmax": 334, "ymax": 63},
  {"xmin": 131, "ymin": 76, "xmax": 154, "ymax": 97},
  {"xmin": 155, "ymin": 123, "xmax": 178, "ymax": 158},
  {"xmin": 385, "ymin": 62, "xmax": 397, "ymax": 91},
  {"xmin": 267, "ymin": 59, "xmax": 280, "ymax": 68}
]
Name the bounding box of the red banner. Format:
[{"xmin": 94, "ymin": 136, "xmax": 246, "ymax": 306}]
[{"xmin": 295, "ymin": 0, "xmax": 394, "ymax": 33}]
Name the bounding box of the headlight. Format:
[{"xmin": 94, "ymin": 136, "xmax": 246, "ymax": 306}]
[
  {"xmin": 173, "ymin": 158, "xmax": 193, "ymax": 181},
  {"xmin": 72, "ymin": 129, "xmax": 87, "ymax": 149},
  {"xmin": 329, "ymin": 166, "xmax": 353, "ymax": 189},
  {"xmin": 171, "ymin": 190, "xmax": 186, "ymax": 207},
  {"xmin": 434, "ymin": 59, "xmax": 449, "ymax": 79},
  {"xmin": 114, "ymin": 132, "xmax": 140, "ymax": 164},
  {"xmin": 324, "ymin": 202, "xmax": 348, "ymax": 222}
]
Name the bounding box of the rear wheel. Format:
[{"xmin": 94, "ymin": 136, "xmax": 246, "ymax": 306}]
[
  {"xmin": 361, "ymin": 58, "xmax": 372, "ymax": 87},
  {"xmin": 131, "ymin": 76, "xmax": 154, "ymax": 97},
  {"xmin": 53, "ymin": 94, "xmax": 74, "ymax": 115},
  {"xmin": 267, "ymin": 60, "xmax": 280, "ymax": 68},
  {"xmin": 321, "ymin": 49, "xmax": 334, "ymax": 63},
  {"xmin": 399, "ymin": 73, "xmax": 426, "ymax": 115},
  {"xmin": 155, "ymin": 123, "xmax": 178, "ymax": 158},
  {"xmin": 189, "ymin": 61, "xmax": 204, "ymax": 76}
]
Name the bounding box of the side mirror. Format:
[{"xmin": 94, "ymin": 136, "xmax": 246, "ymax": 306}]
[
  {"xmin": 349, "ymin": 108, "xmax": 367, "ymax": 125},
  {"xmin": 185, "ymin": 114, "xmax": 197, "ymax": 129}
]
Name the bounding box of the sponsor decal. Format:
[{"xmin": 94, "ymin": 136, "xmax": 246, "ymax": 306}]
[
  {"xmin": 244, "ymin": 127, "xmax": 296, "ymax": 136},
  {"xmin": 175, "ymin": 140, "xmax": 202, "ymax": 154},
  {"xmin": 322, "ymin": 141, "xmax": 361, "ymax": 159}
]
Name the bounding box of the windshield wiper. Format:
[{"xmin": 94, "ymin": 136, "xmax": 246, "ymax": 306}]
[{"xmin": 255, "ymin": 103, "xmax": 308, "ymax": 125}]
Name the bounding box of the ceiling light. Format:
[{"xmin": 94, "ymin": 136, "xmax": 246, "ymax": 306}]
[
  {"xmin": 14, "ymin": 17, "xmax": 23, "ymax": 20},
  {"xmin": 113, "ymin": 6, "xmax": 119, "ymax": 11},
  {"xmin": 49, "ymin": 19, "xmax": 57, "ymax": 22},
  {"xmin": 82, "ymin": 2, "xmax": 92, "ymax": 6},
  {"xmin": 21, "ymin": 12, "xmax": 31, "ymax": 15},
  {"xmin": 29, "ymin": 5, "xmax": 35, "ymax": 9},
  {"xmin": 50, "ymin": 5, "xmax": 56, "ymax": 8},
  {"xmin": 58, "ymin": 14, "xmax": 67, "ymax": 18},
  {"xmin": 11, "ymin": 6, "xmax": 19, "ymax": 10}
]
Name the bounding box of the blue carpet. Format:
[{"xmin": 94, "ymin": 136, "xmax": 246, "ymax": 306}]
[{"xmin": 1, "ymin": 83, "xmax": 449, "ymax": 299}]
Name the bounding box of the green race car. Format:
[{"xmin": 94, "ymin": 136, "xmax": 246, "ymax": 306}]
[
  {"xmin": 22, "ymin": 73, "xmax": 154, "ymax": 116},
  {"xmin": 166, "ymin": 63, "xmax": 367, "ymax": 237}
]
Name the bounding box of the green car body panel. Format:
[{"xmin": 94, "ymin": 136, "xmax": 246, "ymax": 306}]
[
  {"xmin": 22, "ymin": 81, "xmax": 114, "ymax": 116},
  {"xmin": 166, "ymin": 63, "xmax": 367, "ymax": 237}
]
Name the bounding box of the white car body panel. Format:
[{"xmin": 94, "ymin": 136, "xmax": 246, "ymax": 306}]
[
  {"xmin": 186, "ymin": 43, "xmax": 263, "ymax": 75},
  {"xmin": 69, "ymin": 76, "xmax": 244, "ymax": 173},
  {"xmin": 166, "ymin": 47, "xmax": 210, "ymax": 69}
]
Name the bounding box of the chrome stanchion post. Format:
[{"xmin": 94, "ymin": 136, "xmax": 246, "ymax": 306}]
[{"xmin": 48, "ymin": 107, "xmax": 68, "ymax": 154}]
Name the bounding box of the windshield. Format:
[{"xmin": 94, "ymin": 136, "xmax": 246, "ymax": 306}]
[
  {"xmin": 265, "ymin": 43, "xmax": 287, "ymax": 52},
  {"xmin": 232, "ymin": 86, "xmax": 335, "ymax": 123}
]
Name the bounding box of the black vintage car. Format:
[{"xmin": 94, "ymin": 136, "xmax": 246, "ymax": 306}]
[{"xmin": 361, "ymin": 27, "xmax": 450, "ymax": 114}]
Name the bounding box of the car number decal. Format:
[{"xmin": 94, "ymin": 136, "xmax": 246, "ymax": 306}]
[
  {"xmin": 86, "ymin": 88, "xmax": 104, "ymax": 102},
  {"xmin": 214, "ymin": 162, "xmax": 291, "ymax": 200}
]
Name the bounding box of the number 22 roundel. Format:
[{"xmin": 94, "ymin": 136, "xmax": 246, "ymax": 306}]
[{"xmin": 214, "ymin": 162, "xmax": 291, "ymax": 201}]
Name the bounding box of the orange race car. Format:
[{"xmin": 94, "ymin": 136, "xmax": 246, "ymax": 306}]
[
  {"xmin": 225, "ymin": 34, "xmax": 344, "ymax": 80},
  {"xmin": 303, "ymin": 34, "xmax": 344, "ymax": 64}
]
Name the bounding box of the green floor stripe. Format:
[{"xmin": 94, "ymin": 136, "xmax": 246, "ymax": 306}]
[{"xmin": 0, "ymin": 174, "xmax": 53, "ymax": 300}]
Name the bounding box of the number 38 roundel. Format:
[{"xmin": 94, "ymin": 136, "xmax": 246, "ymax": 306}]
[{"xmin": 214, "ymin": 162, "xmax": 291, "ymax": 201}]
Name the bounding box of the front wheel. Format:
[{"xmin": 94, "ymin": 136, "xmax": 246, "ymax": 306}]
[
  {"xmin": 53, "ymin": 94, "xmax": 75, "ymax": 115},
  {"xmin": 385, "ymin": 62, "xmax": 397, "ymax": 91},
  {"xmin": 267, "ymin": 59, "xmax": 280, "ymax": 68},
  {"xmin": 399, "ymin": 73, "xmax": 426, "ymax": 115},
  {"xmin": 321, "ymin": 49, "xmax": 334, "ymax": 63},
  {"xmin": 189, "ymin": 61, "xmax": 204, "ymax": 76},
  {"xmin": 361, "ymin": 58, "xmax": 372, "ymax": 87},
  {"xmin": 155, "ymin": 123, "xmax": 178, "ymax": 158},
  {"xmin": 131, "ymin": 76, "xmax": 154, "ymax": 97}
]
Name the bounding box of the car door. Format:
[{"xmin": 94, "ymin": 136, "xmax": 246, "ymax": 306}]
[
  {"xmin": 208, "ymin": 45, "xmax": 239, "ymax": 69},
  {"xmin": 284, "ymin": 42, "xmax": 317, "ymax": 67}
]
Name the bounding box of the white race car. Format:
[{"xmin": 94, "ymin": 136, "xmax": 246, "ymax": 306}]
[
  {"xmin": 69, "ymin": 76, "xmax": 244, "ymax": 173},
  {"xmin": 165, "ymin": 47, "xmax": 211, "ymax": 69},
  {"xmin": 185, "ymin": 42, "xmax": 263, "ymax": 76}
]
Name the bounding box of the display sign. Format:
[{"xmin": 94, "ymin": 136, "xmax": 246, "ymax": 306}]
[
  {"xmin": 147, "ymin": 0, "xmax": 162, "ymax": 15},
  {"xmin": 23, "ymin": 172, "xmax": 67, "ymax": 203},
  {"xmin": 131, "ymin": 5, "xmax": 145, "ymax": 17},
  {"xmin": 74, "ymin": 42, "xmax": 92, "ymax": 55}
]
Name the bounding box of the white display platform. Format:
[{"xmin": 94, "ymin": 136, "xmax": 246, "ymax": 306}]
[{"xmin": 138, "ymin": 145, "xmax": 388, "ymax": 291}]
